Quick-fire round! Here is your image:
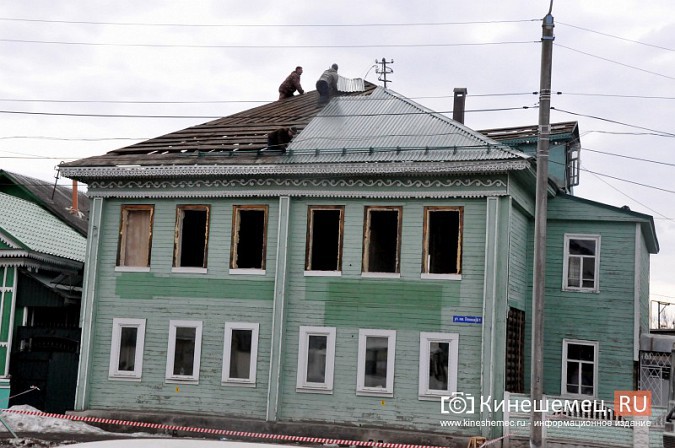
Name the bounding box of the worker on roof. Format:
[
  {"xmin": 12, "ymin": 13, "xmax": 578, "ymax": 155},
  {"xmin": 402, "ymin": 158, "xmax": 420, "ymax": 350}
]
[
  {"xmin": 267, "ymin": 126, "xmax": 297, "ymax": 152},
  {"xmin": 278, "ymin": 66, "xmax": 305, "ymax": 100},
  {"xmin": 316, "ymin": 63, "xmax": 338, "ymax": 105}
]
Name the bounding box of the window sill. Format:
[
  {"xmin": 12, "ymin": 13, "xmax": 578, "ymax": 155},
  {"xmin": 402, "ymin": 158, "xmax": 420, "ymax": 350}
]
[
  {"xmin": 229, "ymin": 269, "xmax": 266, "ymax": 276},
  {"xmin": 361, "ymin": 272, "xmax": 400, "ymax": 279},
  {"xmin": 115, "ymin": 266, "xmax": 150, "ymax": 273},
  {"xmin": 221, "ymin": 379, "xmax": 256, "ymax": 387},
  {"xmin": 562, "ymin": 287, "xmax": 599, "ymax": 294},
  {"xmin": 418, "ymin": 393, "xmax": 452, "ymax": 401},
  {"xmin": 421, "ymin": 273, "xmax": 461, "ymax": 281},
  {"xmin": 296, "ymin": 386, "xmax": 334, "ymax": 395},
  {"xmin": 171, "ymin": 267, "xmax": 208, "ymax": 274},
  {"xmin": 304, "ymin": 271, "xmax": 342, "ymax": 277},
  {"xmin": 356, "ymin": 389, "xmax": 394, "ymax": 398},
  {"xmin": 165, "ymin": 378, "xmax": 199, "ymax": 385},
  {"xmin": 108, "ymin": 375, "xmax": 142, "ymax": 382}
]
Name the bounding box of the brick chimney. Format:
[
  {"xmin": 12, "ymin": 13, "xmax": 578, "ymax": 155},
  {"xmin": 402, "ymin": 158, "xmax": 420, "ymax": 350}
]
[{"xmin": 453, "ymin": 87, "xmax": 468, "ymax": 124}]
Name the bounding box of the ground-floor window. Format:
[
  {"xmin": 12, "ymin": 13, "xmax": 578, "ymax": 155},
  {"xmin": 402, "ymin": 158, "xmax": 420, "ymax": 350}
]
[
  {"xmin": 418, "ymin": 332, "xmax": 459, "ymax": 399},
  {"xmin": 165, "ymin": 320, "xmax": 203, "ymax": 384},
  {"xmin": 296, "ymin": 326, "xmax": 336, "ymax": 393},
  {"xmin": 562, "ymin": 339, "xmax": 598, "ymax": 397},
  {"xmin": 356, "ymin": 329, "xmax": 396, "ymax": 397},
  {"xmin": 222, "ymin": 322, "xmax": 259, "ymax": 385},
  {"xmin": 108, "ymin": 318, "xmax": 146, "ymax": 380}
]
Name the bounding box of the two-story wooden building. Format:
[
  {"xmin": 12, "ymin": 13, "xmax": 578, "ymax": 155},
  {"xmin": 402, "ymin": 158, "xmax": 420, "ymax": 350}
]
[{"xmin": 59, "ymin": 85, "xmax": 658, "ymax": 443}]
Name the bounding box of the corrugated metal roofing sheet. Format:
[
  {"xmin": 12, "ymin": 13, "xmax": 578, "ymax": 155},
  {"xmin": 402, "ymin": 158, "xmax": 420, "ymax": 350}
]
[
  {"xmin": 287, "ymin": 87, "xmax": 526, "ymax": 163},
  {"xmin": 1, "ymin": 170, "xmax": 89, "ymax": 235},
  {"xmin": 0, "ymin": 192, "xmax": 86, "ymax": 262},
  {"xmin": 337, "ymin": 76, "xmax": 365, "ymax": 93}
]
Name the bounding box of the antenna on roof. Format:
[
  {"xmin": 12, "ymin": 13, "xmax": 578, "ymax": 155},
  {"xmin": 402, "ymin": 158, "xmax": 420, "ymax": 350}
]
[{"xmin": 375, "ymin": 58, "xmax": 394, "ymax": 89}]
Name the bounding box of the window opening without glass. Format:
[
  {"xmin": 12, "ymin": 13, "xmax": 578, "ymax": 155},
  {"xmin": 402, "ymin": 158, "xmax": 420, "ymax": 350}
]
[
  {"xmin": 306, "ymin": 207, "xmax": 344, "ymax": 272},
  {"xmin": 362, "ymin": 207, "xmax": 402, "ymax": 274},
  {"xmin": 231, "ymin": 206, "xmax": 268, "ymax": 270},
  {"xmin": 422, "ymin": 207, "xmax": 462, "ymax": 275},
  {"xmin": 173, "ymin": 205, "xmax": 210, "ymax": 268}
]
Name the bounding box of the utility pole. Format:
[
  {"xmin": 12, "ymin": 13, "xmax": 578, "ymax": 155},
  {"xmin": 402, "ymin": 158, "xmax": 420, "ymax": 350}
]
[
  {"xmin": 531, "ymin": 4, "xmax": 555, "ymax": 448},
  {"xmin": 375, "ymin": 58, "xmax": 394, "ymax": 88}
]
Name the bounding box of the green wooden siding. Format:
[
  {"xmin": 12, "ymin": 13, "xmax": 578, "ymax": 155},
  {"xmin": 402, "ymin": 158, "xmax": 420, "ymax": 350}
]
[
  {"xmin": 79, "ymin": 181, "xmax": 653, "ymax": 436},
  {"xmin": 639, "ymin": 230, "xmax": 650, "ymax": 334},
  {"xmin": 85, "ymin": 198, "xmax": 280, "ymax": 417},
  {"xmin": 277, "ymin": 198, "xmax": 488, "ymax": 434},
  {"xmin": 508, "ymin": 206, "xmax": 531, "ymax": 311},
  {"xmin": 543, "ymin": 219, "xmax": 637, "ymax": 400}
]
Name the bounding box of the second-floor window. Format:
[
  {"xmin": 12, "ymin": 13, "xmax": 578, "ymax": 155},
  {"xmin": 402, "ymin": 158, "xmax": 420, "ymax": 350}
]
[
  {"xmin": 362, "ymin": 206, "xmax": 402, "ymax": 275},
  {"xmin": 230, "ymin": 205, "xmax": 268, "ymax": 271},
  {"xmin": 422, "ymin": 207, "xmax": 462, "ymax": 277},
  {"xmin": 173, "ymin": 205, "xmax": 210, "ymax": 269},
  {"xmin": 305, "ymin": 206, "xmax": 344, "ymax": 272},
  {"xmin": 117, "ymin": 205, "xmax": 154, "ymax": 268},
  {"xmin": 563, "ymin": 234, "xmax": 600, "ymax": 292}
]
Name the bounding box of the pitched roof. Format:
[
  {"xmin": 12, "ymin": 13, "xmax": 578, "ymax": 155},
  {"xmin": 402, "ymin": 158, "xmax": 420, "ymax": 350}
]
[
  {"xmin": 0, "ymin": 192, "xmax": 87, "ymax": 262},
  {"xmin": 0, "ymin": 170, "xmax": 89, "ymax": 236},
  {"xmin": 110, "ymin": 76, "xmax": 366, "ymax": 156},
  {"xmin": 478, "ymin": 121, "xmax": 578, "ymax": 144},
  {"xmin": 60, "ymin": 85, "xmax": 530, "ymax": 181},
  {"xmin": 288, "ymin": 88, "xmax": 526, "ymax": 162}
]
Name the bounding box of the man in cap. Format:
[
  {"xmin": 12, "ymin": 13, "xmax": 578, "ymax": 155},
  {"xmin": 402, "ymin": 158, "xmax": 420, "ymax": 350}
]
[
  {"xmin": 278, "ymin": 67, "xmax": 305, "ymax": 100},
  {"xmin": 316, "ymin": 63, "xmax": 339, "ymax": 105}
]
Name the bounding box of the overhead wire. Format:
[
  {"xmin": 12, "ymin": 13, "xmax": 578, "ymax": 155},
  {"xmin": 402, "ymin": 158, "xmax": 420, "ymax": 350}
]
[
  {"xmin": 0, "ymin": 38, "xmax": 538, "ymax": 49},
  {"xmin": 552, "ymin": 107, "xmax": 675, "ymax": 137},
  {"xmin": 0, "ymin": 105, "xmax": 534, "ymax": 119},
  {"xmin": 557, "ymin": 22, "xmax": 675, "ymax": 52},
  {"xmin": 554, "ymin": 43, "xmax": 675, "ymax": 80},
  {"xmin": 0, "ymin": 17, "xmax": 539, "ymax": 28}
]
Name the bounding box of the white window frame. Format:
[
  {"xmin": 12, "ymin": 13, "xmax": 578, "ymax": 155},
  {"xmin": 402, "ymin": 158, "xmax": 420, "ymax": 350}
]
[
  {"xmin": 108, "ymin": 318, "xmax": 146, "ymax": 381},
  {"xmin": 561, "ymin": 339, "xmax": 599, "ymax": 398},
  {"xmin": 562, "ymin": 234, "xmax": 601, "ymax": 292},
  {"xmin": 356, "ymin": 329, "xmax": 396, "ymax": 397},
  {"xmin": 222, "ymin": 322, "xmax": 259, "ymax": 386},
  {"xmin": 418, "ymin": 332, "xmax": 459, "ymax": 399},
  {"xmin": 296, "ymin": 326, "xmax": 336, "ymax": 394},
  {"xmin": 165, "ymin": 320, "xmax": 203, "ymax": 384}
]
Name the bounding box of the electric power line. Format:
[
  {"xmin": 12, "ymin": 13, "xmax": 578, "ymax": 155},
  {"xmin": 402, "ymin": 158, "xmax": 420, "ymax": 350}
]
[
  {"xmin": 0, "ymin": 37, "xmax": 537, "ymax": 49},
  {"xmin": 582, "ymin": 147, "xmax": 675, "ymax": 168},
  {"xmin": 586, "ymin": 171, "xmax": 671, "ymax": 220},
  {"xmin": 557, "ymin": 22, "xmax": 675, "ymax": 52},
  {"xmin": 552, "ymin": 107, "xmax": 675, "ymax": 137},
  {"xmin": 555, "ymin": 43, "xmax": 675, "ymax": 80},
  {"xmin": 0, "ymin": 106, "xmax": 533, "ymax": 119},
  {"xmin": 0, "ymin": 16, "xmax": 539, "ymax": 28}
]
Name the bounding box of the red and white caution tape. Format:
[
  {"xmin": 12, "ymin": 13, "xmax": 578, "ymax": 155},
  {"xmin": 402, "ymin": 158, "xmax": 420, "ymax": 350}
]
[{"xmin": 1, "ymin": 408, "xmax": 447, "ymax": 448}]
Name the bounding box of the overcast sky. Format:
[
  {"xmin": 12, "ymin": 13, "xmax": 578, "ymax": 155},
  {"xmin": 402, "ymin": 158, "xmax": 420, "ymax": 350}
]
[{"xmin": 0, "ymin": 1, "xmax": 673, "ymax": 319}]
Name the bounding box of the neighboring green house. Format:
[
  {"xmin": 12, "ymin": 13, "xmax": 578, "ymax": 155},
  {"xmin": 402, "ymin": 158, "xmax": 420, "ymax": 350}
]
[
  {"xmin": 0, "ymin": 171, "xmax": 88, "ymax": 412},
  {"xmin": 59, "ymin": 85, "xmax": 658, "ymax": 443}
]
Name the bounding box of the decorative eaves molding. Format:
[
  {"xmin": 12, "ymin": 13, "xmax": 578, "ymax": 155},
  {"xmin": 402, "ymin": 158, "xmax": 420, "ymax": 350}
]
[
  {"xmin": 60, "ymin": 160, "xmax": 530, "ymax": 181},
  {"xmin": 0, "ymin": 250, "xmax": 84, "ymax": 271},
  {"xmin": 87, "ymin": 177, "xmax": 508, "ymax": 199}
]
